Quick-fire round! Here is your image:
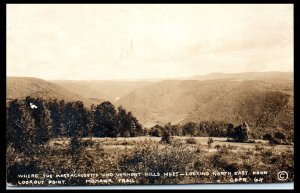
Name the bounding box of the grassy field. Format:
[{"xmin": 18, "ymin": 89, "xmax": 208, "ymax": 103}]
[
  {"xmin": 8, "ymin": 136, "xmax": 294, "ymax": 186},
  {"xmin": 49, "ymin": 136, "xmax": 293, "ymax": 151}
]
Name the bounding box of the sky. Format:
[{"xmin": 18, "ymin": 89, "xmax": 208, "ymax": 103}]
[{"xmin": 7, "ymin": 4, "xmax": 293, "ymax": 80}]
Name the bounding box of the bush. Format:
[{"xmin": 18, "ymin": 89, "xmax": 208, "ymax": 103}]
[
  {"xmin": 82, "ymin": 139, "xmax": 94, "ymax": 147},
  {"xmin": 263, "ymin": 133, "xmax": 274, "ymax": 142},
  {"xmin": 118, "ymin": 141, "xmax": 197, "ymax": 184},
  {"xmin": 262, "ymin": 149, "xmax": 273, "ymax": 158},
  {"xmin": 255, "ymin": 144, "xmax": 264, "ymax": 151},
  {"xmin": 186, "ymin": 137, "xmax": 197, "ymax": 144},
  {"xmin": 149, "ymin": 129, "xmax": 161, "ymax": 137},
  {"xmin": 207, "ymin": 137, "xmax": 214, "ymax": 149},
  {"xmin": 217, "ymin": 145, "xmax": 230, "ymax": 154},
  {"xmin": 161, "ymin": 131, "xmax": 171, "ymax": 144},
  {"xmin": 224, "ymin": 163, "xmax": 239, "ymax": 173},
  {"xmin": 230, "ymin": 123, "xmax": 249, "ymax": 142},
  {"xmin": 274, "ymin": 132, "xmax": 285, "ymax": 140},
  {"xmin": 7, "ymin": 160, "xmax": 40, "ymax": 185},
  {"xmin": 69, "ymin": 135, "xmax": 83, "ymax": 156},
  {"xmin": 263, "ymin": 133, "xmax": 287, "ymax": 145}
]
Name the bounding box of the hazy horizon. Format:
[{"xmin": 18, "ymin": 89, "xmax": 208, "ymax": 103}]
[
  {"xmin": 7, "ymin": 4, "xmax": 293, "ymax": 80},
  {"xmin": 7, "ymin": 70, "xmax": 293, "ymax": 81}
]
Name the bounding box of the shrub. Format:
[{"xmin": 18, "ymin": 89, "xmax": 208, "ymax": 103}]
[
  {"xmin": 69, "ymin": 134, "xmax": 83, "ymax": 157},
  {"xmin": 7, "ymin": 160, "xmax": 40, "ymax": 185},
  {"xmin": 262, "ymin": 133, "xmax": 274, "ymax": 142},
  {"xmin": 217, "ymin": 145, "xmax": 230, "ymax": 154},
  {"xmin": 161, "ymin": 131, "xmax": 171, "ymax": 144},
  {"xmin": 207, "ymin": 137, "xmax": 214, "ymax": 149},
  {"xmin": 82, "ymin": 139, "xmax": 94, "ymax": 147},
  {"xmin": 262, "ymin": 149, "xmax": 273, "ymax": 158},
  {"xmin": 150, "ymin": 129, "xmax": 161, "ymax": 137},
  {"xmin": 226, "ymin": 144, "xmax": 237, "ymax": 150},
  {"xmin": 224, "ymin": 163, "xmax": 239, "ymax": 173},
  {"xmin": 230, "ymin": 123, "xmax": 250, "ymax": 142},
  {"xmin": 274, "ymin": 132, "xmax": 285, "ymax": 140},
  {"xmin": 263, "ymin": 134, "xmax": 287, "ymax": 145},
  {"xmin": 214, "ymin": 144, "xmax": 221, "ymax": 149},
  {"xmin": 149, "ymin": 125, "xmax": 163, "ymax": 137},
  {"xmin": 255, "ymin": 144, "xmax": 264, "ymax": 151},
  {"xmin": 186, "ymin": 137, "xmax": 197, "ymax": 144},
  {"xmin": 118, "ymin": 141, "xmax": 197, "ymax": 184}
]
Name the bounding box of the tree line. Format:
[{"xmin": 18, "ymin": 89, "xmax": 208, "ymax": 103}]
[
  {"xmin": 6, "ymin": 94, "xmax": 293, "ymax": 152},
  {"xmin": 149, "ymin": 121, "xmax": 234, "ymax": 138},
  {"xmin": 6, "ymin": 97, "xmax": 145, "ymax": 151},
  {"xmin": 149, "ymin": 121, "xmax": 291, "ymax": 144}
]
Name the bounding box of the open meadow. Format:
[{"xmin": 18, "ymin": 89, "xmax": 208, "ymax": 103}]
[{"xmin": 7, "ymin": 136, "xmax": 293, "ymax": 185}]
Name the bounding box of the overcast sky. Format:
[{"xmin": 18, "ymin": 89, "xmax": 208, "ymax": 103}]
[{"xmin": 7, "ymin": 4, "xmax": 293, "ymax": 80}]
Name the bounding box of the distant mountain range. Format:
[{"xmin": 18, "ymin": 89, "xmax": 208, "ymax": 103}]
[
  {"xmin": 52, "ymin": 80, "xmax": 155, "ymax": 103},
  {"xmin": 7, "ymin": 71, "xmax": 293, "ymax": 128},
  {"xmin": 188, "ymin": 71, "xmax": 293, "ymax": 82}
]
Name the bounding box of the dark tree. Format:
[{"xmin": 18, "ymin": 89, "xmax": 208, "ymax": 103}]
[
  {"xmin": 230, "ymin": 122, "xmax": 250, "ymax": 142},
  {"xmin": 25, "ymin": 97, "xmax": 53, "ymax": 145},
  {"xmin": 117, "ymin": 106, "xmax": 129, "ymax": 137},
  {"xmin": 69, "ymin": 130, "xmax": 83, "ymax": 156},
  {"xmin": 263, "ymin": 133, "xmax": 274, "ymax": 142},
  {"xmin": 169, "ymin": 124, "xmax": 182, "ymax": 136},
  {"xmin": 198, "ymin": 122, "xmax": 208, "ymax": 137},
  {"xmin": 46, "ymin": 99, "xmax": 62, "ymax": 136},
  {"xmin": 149, "ymin": 125, "xmax": 163, "ymax": 137},
  {"xmin": 226, "ymin": 123, "xmax": 235, "ymax": 138},
  {"xmin": 182, "ymin": 122, "xmax": 198, "ymax": 136},
  {"xmin": 149, "ymin": 128, "xmax": 161, "ymax": 137},
  {"xmin": 93, "ymin": 101, "xmax": 118, "ymax": 137},
  {"xmin": 117, "ymin": 106, "xmax": 143, "ymax": 137},
  {"xmin": 128, "ymin": 113, "xmax": 143, "ymax": 137},
  {"xmin": 66, "ymin": 101, "xmax": 91, "ymax": 137},
  {"xmin": 161, "ymin": 130, "xmax": 171, "ymax": 144},
  {"xmin": 274, "ymin": 132, "xmax": 285, "ymax": 140},
  {"xmin": 6, "ymin": 99, "xmax": 35, "ymax": 154}
]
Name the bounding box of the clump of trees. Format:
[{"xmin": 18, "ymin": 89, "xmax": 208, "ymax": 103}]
[
  {"xmin": 147, "ymin": 119, "xmax": 292, "ymax": 144},
  {"xmin": 262, "ymin": 132, "xmax": 289, "ymax": 145},
  {"xmin": 227, "ymin": 122, "xmax": 251, "ymax": 142},
  {"xmin": 148, "ymin": 121, "xmax": 230, "ymax": 138},
  {"xmin": 6, "ymin": 97, "xmax": 144, "ymax": 152}
]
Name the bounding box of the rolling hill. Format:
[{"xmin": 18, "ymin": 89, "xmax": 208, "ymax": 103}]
[
  {"xmin": 7, "ymin": 72, "xmax": 293, "ymax": 129},
  {"xmin": 6, "ymin": 77, "xmax": 97, "ymax": 107},
  {"xmin": 116, "ymin": 73, "xmax": 293, "ymax": 128},
  {"xmin": 52, "ymin": 80, "xmax": 156, "ymax": 103}
]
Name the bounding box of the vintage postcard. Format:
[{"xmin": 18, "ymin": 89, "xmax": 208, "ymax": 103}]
[{"xmin": 6, "ymin": 4, "xmax": 293, "ymax": 188}]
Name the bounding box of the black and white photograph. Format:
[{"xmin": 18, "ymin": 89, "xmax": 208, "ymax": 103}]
[{"xmin": 6, "ymin": 4, "xmax": 294, "ymax": 187}]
